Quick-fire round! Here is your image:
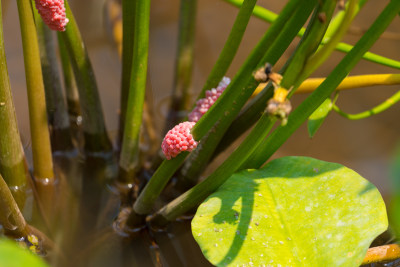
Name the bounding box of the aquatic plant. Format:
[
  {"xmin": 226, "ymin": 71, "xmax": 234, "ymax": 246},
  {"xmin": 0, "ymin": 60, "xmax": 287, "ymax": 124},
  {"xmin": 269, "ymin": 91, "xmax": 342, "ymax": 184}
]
[{"xmin": 0, "ymin": 0, "xmax": 400, "ymax": 266}]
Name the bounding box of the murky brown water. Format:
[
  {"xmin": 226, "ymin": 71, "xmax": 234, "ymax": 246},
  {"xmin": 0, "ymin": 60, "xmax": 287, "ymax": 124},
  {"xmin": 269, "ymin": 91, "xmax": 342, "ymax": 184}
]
[{"xmin": 2, "ymin": 0, "xmax": 400, "ymax": 266}]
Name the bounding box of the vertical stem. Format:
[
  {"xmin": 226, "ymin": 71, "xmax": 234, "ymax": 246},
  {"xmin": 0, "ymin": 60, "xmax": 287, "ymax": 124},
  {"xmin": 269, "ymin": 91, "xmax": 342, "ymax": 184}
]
[
  {"xmin": 60, "ymin": 0, "xmax": 112, "ymax": 153},
  {"xmin": 118, "ymin": 0, "xmax": 135, "ymax": 148},
  {"xmin": 58, "ymin": 35, "xmax": 81, "ymax": 120},
  {"xmin": 118, "ymin": 0, "xmax": 151, "ymax": 184},
  {"xmin": 164, "ymin": 0, "xmax": 197, "ymax": 131},
  {"xmin": 16, "ymin": 0, "xmax": 55, "ymax": 211},
  {"xmin": 33, "ymin": 6, "xmax": 74, "ymax": 152},
  {"xmin": 0, "ymin": 0, "xmax": 28, "ymax": 209}
]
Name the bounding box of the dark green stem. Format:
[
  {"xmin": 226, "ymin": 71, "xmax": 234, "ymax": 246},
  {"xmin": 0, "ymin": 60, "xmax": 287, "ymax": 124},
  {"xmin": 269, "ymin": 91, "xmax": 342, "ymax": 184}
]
[
  {"xmin": 243, "ymin": 0, "xmax": 400, "ymax": 169},
  {"xmin": 0, "ymin": 1, "xmax": 28, "ymax": 209},
  {"xmin": 33, "ymin": 6, "xmax": 74, "ymax": 152},
  {"xmin": 118, "ymin": 0, "xmax": 136, "ymax": 148},
  {"xmin": 164, "ymin": 0, "xmax": 197, "ymax": 130},
  {"xmin": 118, "ymin": 0, "xmax": 150, "ymax": 184},
  {"xmin": 60, "ymin": 0, "xmax": 112, "ymax": 153}
]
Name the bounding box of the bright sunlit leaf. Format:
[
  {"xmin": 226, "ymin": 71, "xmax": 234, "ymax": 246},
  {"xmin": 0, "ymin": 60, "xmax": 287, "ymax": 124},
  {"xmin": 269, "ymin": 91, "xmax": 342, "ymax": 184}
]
[
  {"xmin": 192, "ymin": 156, "xmax": 387, "ymax": 266},
  {"xmin": 0, "ymin": 239, "xmax": 49, "ymax": 267}
]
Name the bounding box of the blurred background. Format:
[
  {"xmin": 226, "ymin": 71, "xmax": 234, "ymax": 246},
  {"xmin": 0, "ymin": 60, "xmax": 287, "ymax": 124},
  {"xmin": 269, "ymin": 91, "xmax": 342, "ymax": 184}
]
[{"xmin": 2, "ymin": 0, "xmax": 400, "ymax": 199}]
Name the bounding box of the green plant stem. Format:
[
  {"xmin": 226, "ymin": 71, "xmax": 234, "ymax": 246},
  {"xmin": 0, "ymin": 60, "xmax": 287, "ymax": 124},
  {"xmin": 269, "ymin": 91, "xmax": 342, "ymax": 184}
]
[
  {"xmin": 0, "ymin": 1, "xmax": 28, "ymax": 209},
  {"xmin": 33, "ymin": 6, "xmax": 74, "ymax": 152},
  {"xmin": 177, "ymin": 0, "xmax": 316, "ymax": 190},
  {"xmin": 16, "ymin": 0, "xmax": 55, "ymax": 185},
  {"xmin": 223, "ymin": 0, "xmax": 400, "ymax": 70},
  {"xmin": 243, "ymin": 0, "xmax": 400, "ymax": 169},
  {"xmin": 58, "ymin": 35, "xmax": 81, "ymax": 120},
  {"xmin": 196, "ymin": 0, "xmax": 257, "ymax": 100},
  {"xmin": 60, "ymin": 0, "xmax": 112, "ymax": 153},
  {"xmin": 118, "ymin": 0, "xmax": 135, "ymax": 148},
  {"xmin": 164, "ymin": 0, "xmax": 197, "ymax": 131},
  {"xmin": 333, "ymin": 90, "xmax": 400, "ymax": 120},
  {"xmin": 129, "ymin": 0, "xmax": 305, "ymax": 221},
  {"xmin": 149, "ymin": 115, "xmax": 277, "ymax": 226},
  {"xmin": 132, "ymin": 153, "xmax": 188, "ymax": 215},
  {"xmin": 118, "ymin": 0, "xmax": 150, "ymax": 184}
]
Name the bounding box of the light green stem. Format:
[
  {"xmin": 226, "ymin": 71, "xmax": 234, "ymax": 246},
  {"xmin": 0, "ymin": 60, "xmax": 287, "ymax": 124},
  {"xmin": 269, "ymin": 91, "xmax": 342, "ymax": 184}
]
[{"xmin": 333, "ymin": 90, "xmax": 400, "ymax": 120}]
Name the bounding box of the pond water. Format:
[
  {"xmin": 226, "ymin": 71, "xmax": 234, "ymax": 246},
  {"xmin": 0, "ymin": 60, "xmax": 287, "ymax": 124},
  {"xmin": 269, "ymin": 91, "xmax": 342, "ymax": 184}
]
[{"xmin": 2, "ymin": 0, "xmax": 400, "ymax": 266}]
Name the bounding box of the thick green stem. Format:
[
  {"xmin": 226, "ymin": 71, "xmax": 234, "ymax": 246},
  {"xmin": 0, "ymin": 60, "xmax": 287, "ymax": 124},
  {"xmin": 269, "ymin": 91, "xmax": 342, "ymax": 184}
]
[
  {"xmin": 333, "ymin": 90, "xmax": 400, "ymax": 120},
  {"xmin": 164, "ymin": 0, "xmax": 197, "ymax": 130},
  {"xmin": 58, "ymin": 35, "xmax": 81, "ymax": 120},
  {"xmin": 16, "ymin": 0, "xmax": 54, "ymax": 182},
  {"xmin": 0, "ymin": 1, "xmax": 28, "ymax": 209},
  {"xmin": 195, "ymin": 0, "xmax": 256, "ymax": 100},
  {"xmin": 118, "ymin": 0, "xmax": 136, "ymax": 148},
  {"xmin": 243, "ymin": 0, "xmax": 400, "ymax": 169},
  {"xmin": 177, "ymin": 0, "xmax": 316, "ymax": 189},
  {"xmin": 33, "ymin": 6, "xmax": 74, "ymax": 152},
  {"xmin": 60, "ymin": 0, "xmax": 112, "ymax": 153},
  {"xmin": 129, "ymin": 0, "xmax": 306, "ymax": 221},
  {"xmin": 224, "ymin": 0, "xmax": 400, "ymax": 70},
  {"xmin": 118, "ymin": 0, "xmax": 150, "ymax": 184}
]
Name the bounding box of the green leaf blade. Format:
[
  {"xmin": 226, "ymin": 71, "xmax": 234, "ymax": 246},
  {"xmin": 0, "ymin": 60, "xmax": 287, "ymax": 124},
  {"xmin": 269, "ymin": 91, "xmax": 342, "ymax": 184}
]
[
  {"xmin": 307, "ymin": 98, "xmax": 332, "ymax": 138},
  {"xmin": 0, "ymin": 239, "xmax": 49, "ymax": 267},
  {"xmin": 192, "ymin": 156, "xmax": 387, "ymax": 266}
]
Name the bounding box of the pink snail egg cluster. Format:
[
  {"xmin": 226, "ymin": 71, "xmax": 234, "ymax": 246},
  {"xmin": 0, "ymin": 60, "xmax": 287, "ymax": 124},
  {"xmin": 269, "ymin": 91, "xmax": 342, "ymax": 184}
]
[
  {"xmin": 161, "ymin": 122, "xmax": 198, "ymax": 160},
  {"xmin": 188, "ymin": 77, "xmax": 231, "ymax": 123},
  {"xmin": 34, "ymin": 0, "xmax": 69, "ymax": 32}
]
